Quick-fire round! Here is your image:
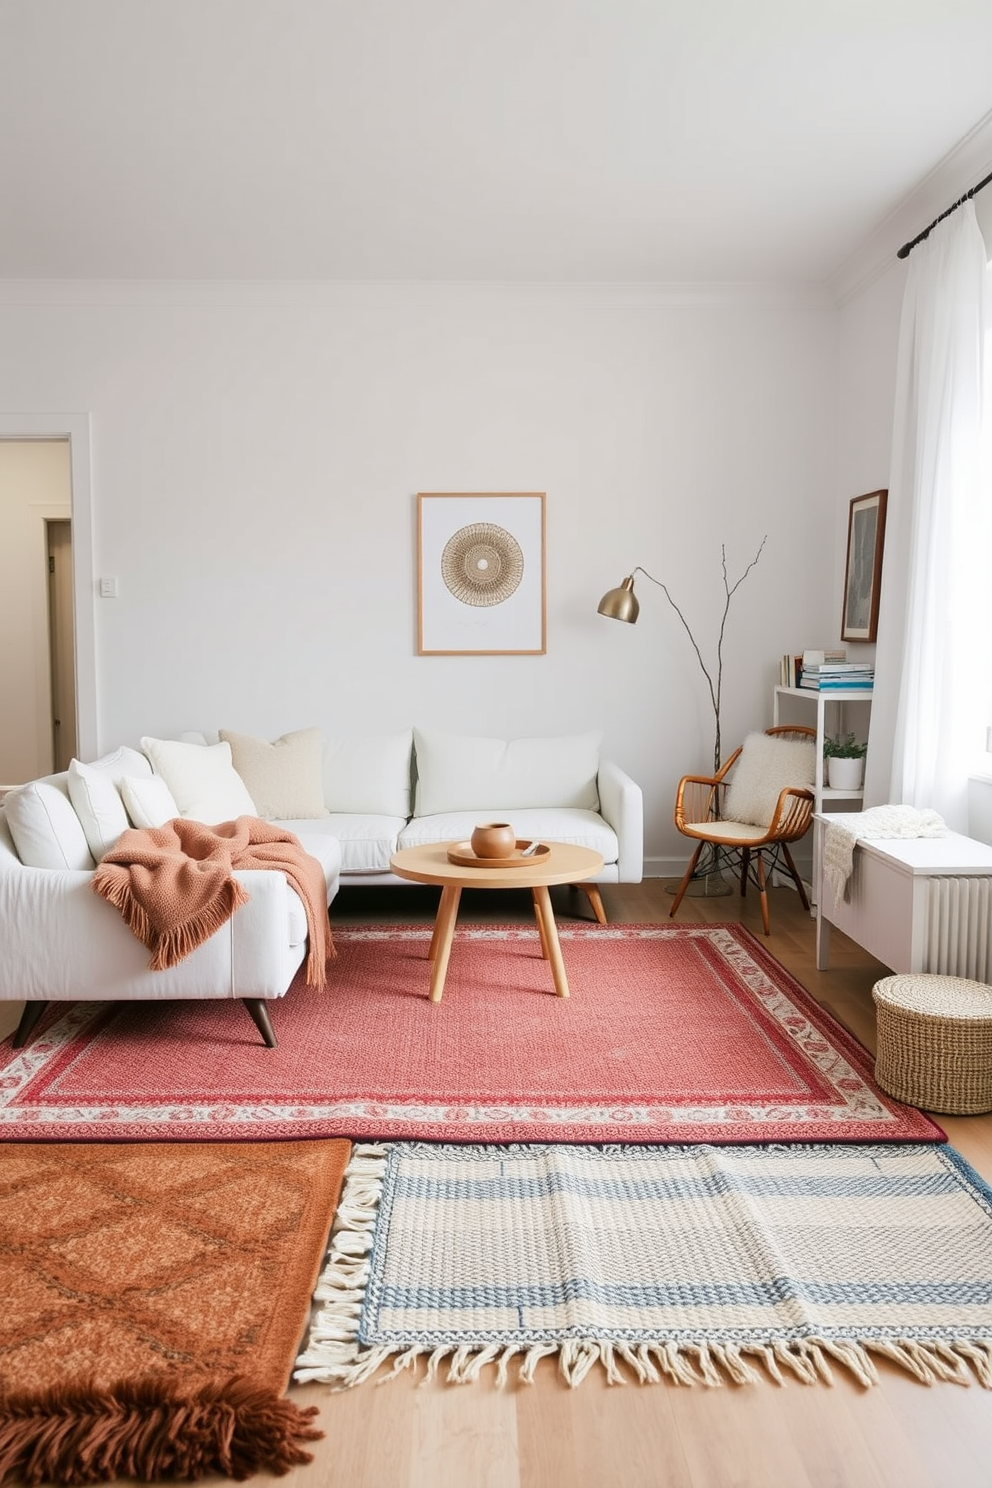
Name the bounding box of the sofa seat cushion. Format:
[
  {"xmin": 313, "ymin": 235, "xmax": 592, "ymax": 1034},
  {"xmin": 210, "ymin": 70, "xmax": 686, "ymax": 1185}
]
[
  {"xmin": 272, "ymin": 814, "xmax": 405, "ymax": 876},
  {"xmin": 397, "ymin": 808, "xmax": 619, "ymax": 865}
]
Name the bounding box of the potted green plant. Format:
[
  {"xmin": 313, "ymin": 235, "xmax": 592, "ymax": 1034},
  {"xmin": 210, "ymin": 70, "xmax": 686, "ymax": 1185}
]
[{"xmin": 824, "ymin": 732, "xmax": 867, "ymax": 791}]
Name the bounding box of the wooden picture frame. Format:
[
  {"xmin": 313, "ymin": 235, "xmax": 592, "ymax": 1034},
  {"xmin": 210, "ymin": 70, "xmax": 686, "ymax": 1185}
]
[
  {"xmin": 841, "ymin": 489, "xmax": 887, "ymax": 642},
  {"xmin": 417, "ymin": 492, "xmax": 547, "ymax": 655}
]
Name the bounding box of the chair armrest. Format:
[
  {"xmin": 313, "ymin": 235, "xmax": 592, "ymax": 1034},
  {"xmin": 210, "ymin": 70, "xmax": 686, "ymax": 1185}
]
[
  {"xmin": 596, "ymin": 758, "xmax": 643, "ymax": 883},
  {"xmin": 674, "ymin": 774, "xmax": 723, "ymax": 829},
  {"xmin": 767, "ymin": 787, "xmax": 815, "ymax": 840}
]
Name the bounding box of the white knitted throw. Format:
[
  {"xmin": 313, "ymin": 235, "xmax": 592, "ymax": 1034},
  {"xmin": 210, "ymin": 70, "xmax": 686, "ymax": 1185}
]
[{"xmin": 823, "ymin": 805, "xmax": 948, "ymax": 904}]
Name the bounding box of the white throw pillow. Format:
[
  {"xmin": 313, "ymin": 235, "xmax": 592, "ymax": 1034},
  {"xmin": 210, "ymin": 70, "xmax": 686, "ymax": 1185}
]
[
  {"xmin": 413, "ymin": 728, "xmax": 602, "ymax": 817},
  {"xmin": 140, "ymin": 737, "xmax": 258, "ymax": 824},
  {"xmin": 66, "ymin": 746, "xmax": 150, "ymax": 858},
  {"xmin": 4, "ymin": 781, "xmax": 95, "ymax": 870},
  {"xmin": 723, "ymin": 732, "xmax": 816, "ymax": 827},
  {"xmin": 323, "ymin": 731, "xmax": 413, "ymax": 817},
  {"xmin": 120, "ymin": 774, "xmax": 180, "ymax": 829},
  {"xmin": 219, "ymin": 727, "xmax": 328, "ymax": 820}
]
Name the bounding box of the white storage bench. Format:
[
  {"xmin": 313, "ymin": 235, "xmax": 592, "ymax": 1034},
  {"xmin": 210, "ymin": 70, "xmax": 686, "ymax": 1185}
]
[{"xmin": 813, "ymin": 813, "xmax": 992, "ymax": 980}]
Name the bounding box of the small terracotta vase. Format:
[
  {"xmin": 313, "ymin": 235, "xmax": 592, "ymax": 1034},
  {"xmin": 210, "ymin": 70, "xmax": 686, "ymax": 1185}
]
[{"xmin": 470, "ymin": 822, "xmax": 516, "ymax": 858}]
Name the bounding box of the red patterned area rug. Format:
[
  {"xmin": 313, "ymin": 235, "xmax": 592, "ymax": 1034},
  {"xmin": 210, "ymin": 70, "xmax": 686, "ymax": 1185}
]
[{"xmin": 0, "ymin": 923, "xmax": 942, "ymax": 1145}]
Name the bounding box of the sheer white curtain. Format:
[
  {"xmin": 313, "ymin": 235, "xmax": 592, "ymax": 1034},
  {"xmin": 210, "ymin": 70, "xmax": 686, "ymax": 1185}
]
[{"xmin": 864, "ymin": 201, "xmax": 990, "ymax": 831}]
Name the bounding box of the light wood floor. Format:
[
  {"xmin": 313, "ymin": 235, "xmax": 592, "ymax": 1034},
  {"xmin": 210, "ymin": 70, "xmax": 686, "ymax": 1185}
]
[{"xmin": 6, "ymin": 878, "xmax": 992, "ymax": 1487}]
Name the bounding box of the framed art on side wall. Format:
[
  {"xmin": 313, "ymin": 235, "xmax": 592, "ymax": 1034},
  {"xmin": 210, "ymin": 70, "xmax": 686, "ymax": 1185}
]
[
  {"xmin": 417, "ymin": 492, "xmax": 547, "ymax": 655},
  {"xmin": 841, "ymin": 489, "xmax": 887, "ymax": 643}
]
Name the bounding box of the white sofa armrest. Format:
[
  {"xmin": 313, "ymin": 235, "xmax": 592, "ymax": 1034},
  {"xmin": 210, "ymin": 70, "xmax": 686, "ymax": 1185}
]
[
  {"xmin": 0, "ymin": 858, "xmax": 305, "ymax": 1003},
  {"xmin": 596, "ymin": 758, "xmax": 643, "ymax": 883}
]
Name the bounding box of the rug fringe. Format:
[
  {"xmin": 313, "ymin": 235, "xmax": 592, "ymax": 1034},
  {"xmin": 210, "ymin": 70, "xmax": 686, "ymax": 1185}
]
[
  {"xmin": 294, "ymin": 1143, "xmax": 389, "ymax": 1389},
  {"xmin": 297, "ymin": 1327, "xmax": 992, "ymax": 1393},
  {"xmin": 0, "ymin": 1376, "xmax": 321, "ymax": 1485}
]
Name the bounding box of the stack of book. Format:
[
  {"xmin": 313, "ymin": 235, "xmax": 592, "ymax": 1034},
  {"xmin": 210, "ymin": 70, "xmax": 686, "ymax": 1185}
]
[{"xmin": 799, "ymin": 648, "xmax": 873, "ymax": 691}]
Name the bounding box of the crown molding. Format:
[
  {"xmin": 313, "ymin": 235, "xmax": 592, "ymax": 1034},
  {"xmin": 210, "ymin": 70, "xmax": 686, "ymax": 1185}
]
[{"xmin": 830, "ymin": 109, "xmax": 992, "ymax": 307}]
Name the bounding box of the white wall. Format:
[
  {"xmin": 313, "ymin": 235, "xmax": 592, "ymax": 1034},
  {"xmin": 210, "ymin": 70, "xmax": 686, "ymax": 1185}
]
[
  {"xmin": 0, "ymin": 439, "xmax": 71, "ymax": 786},
  {"xmin": 0, "ymin": 281, "xmax": 839, "ymax": 872}
]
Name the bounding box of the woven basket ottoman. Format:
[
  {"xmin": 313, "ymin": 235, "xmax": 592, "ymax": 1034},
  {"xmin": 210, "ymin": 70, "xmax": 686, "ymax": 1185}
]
[{"xmin": 872, "ymin": 974, "xmax": 992, "ymax": 1115}]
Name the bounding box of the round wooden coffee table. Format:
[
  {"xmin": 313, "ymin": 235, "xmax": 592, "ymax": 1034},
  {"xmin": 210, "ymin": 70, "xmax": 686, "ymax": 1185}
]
[{"xmin": 389, "ymin": 841, "xmax": 605, "ymax": 1003}]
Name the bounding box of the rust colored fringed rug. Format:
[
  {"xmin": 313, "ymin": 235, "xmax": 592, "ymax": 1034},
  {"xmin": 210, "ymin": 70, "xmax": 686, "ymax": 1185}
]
[
  {"xmin": 0, "ymin": 1139, "xmax": 350, "ymax": 1483},
  {"xmin": 0, "ymin": 923, "xmax": 943, "ymax": 1144}
]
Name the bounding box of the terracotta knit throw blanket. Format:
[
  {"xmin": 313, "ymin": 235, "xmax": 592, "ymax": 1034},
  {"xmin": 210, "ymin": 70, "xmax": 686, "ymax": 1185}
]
[{"xmin": 93, "ymin": 816, "xmax": 332, "ymax": 987}]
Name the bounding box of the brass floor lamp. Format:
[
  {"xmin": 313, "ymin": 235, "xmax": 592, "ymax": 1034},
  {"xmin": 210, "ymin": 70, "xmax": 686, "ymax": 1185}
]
[{"xmin": 597, "ymin": 540, "xmax": 767, "ymax": 897}]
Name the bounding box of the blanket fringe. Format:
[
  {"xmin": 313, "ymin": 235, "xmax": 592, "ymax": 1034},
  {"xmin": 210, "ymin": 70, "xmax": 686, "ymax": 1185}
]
[
  {"xmin": 0, "ymin": 1376, "xmax": 321, "ymax": 1485},
  {"xmin": 92, "ymin": 866, "xmax": 250, "ymax": 973}
]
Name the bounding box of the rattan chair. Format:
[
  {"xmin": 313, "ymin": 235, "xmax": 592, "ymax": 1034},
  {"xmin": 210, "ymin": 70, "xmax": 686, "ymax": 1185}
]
[{"xmin": 670, "ymin": 725, "xmax": 816, "ymax": 935}]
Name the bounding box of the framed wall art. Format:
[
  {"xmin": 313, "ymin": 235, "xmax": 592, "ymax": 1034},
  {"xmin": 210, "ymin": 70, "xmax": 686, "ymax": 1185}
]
[
  {"xmin": 841, "ymin": 489, "xmax": 887, "ymax": 642},
  {"xmin": 417, "ymin": 492, "xmax": 546, "ymax": 655}
]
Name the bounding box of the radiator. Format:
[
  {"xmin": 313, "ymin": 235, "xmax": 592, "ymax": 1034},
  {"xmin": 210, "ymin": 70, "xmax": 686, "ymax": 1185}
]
[{"xmin": 925, "ymin": 876, "xmax": 992, "ymax": 981}]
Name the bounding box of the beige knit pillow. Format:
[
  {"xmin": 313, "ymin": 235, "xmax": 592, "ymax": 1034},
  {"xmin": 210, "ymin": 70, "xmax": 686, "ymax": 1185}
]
[{"xmin": 218, "ymin": 727, "xmax": 328, "ymax": 820}]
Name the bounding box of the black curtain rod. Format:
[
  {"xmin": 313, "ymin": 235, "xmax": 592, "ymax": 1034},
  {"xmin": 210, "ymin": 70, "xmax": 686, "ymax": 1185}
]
[{"xmin": 897, "ymin": 168, "xmax": 992, "ymax": 259}]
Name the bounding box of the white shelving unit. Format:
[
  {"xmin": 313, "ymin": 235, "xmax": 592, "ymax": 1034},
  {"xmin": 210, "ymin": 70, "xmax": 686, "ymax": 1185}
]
[{"xmin": 772, "ymin": 684, "xmax": 873, "ymax": 816}]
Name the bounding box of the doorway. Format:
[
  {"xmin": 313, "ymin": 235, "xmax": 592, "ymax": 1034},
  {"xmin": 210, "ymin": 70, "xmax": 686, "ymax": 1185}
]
[
  {"xmin": 0, "ymin": 415, "xmax": 96, "ymax": 780},
  {"xmin": 0, "ymin": 439, "xmax": 74, "ymax": 786},
  {"xmin": 47, "ymin": 518, "xmax": 77, "ymax": 772}
]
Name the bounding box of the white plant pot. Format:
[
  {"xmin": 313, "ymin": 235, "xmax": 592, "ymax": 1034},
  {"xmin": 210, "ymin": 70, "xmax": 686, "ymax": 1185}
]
[{"xmin": 827, "ymin": 755, "xmax": 864, "ymax": 791}]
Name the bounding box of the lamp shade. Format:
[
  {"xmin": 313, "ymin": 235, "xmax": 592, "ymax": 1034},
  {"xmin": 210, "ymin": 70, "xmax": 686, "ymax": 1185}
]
[{"xmin": 597, "ymin": 575, "xmax": 639, "ymax": 623}]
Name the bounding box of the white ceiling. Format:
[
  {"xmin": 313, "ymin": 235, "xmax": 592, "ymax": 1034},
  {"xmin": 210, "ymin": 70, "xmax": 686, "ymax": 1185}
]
[{"xmin": 2, "ymin": 0, "xmax": 991, "ymax": 285}]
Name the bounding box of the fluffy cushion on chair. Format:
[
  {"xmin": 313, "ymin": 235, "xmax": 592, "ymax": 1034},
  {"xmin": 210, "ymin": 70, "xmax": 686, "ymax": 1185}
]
[
  {"xmin": 140, "ymin": 737, "xmax": 258, "ymax": 824},
  {"xmin": 120, "ymin": 774, "xmax": 180, "ymax": 829},
  {"xmin": 219, "ymin": 727, "xmax": 328, "ymax": 820},
  {"xmin": 722, "ymin": 732, "xmax": 816, "ymax": 828},
  {"xmin": 67, "ymin": 747, "xmax": 152, "ymax": 859},
  {"xmin": 413, "ymin": 728, "xmax": 602, "ymax": 816},
  {"xmin": 5, "ymin": 780, "xmax": 95, "ymax": 870}
]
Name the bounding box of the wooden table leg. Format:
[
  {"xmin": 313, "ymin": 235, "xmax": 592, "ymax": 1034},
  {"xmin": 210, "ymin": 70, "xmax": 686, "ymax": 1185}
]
[
  {"xmin": 531, "ymin": 889, "xmax": 551, "ymax": 959},
  {"xmin": 429, "ymin": 886, "xmax": 453, "ymax": 960},
  {"xmin": 429, "ymin": 884, "xmax": 461, "ymax": 1002},
  {"xmin": 532, "ymin": 885, "xmax": 569, "ymax": 998}
]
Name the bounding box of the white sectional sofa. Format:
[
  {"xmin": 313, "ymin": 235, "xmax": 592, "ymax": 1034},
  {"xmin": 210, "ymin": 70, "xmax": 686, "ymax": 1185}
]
[
  {"xmin": 0, "ymin": 725, "xmax": 642, "ymax": 1049},
  {"xmin": 259, "ymin": 726, "xmax": 642, "ymax": 886}
]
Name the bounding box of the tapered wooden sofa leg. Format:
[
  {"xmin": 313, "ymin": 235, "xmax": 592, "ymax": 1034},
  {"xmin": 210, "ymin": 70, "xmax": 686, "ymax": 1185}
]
[
  {"xmin": 242, "ymin": 998, "xmax": 278, "ymax": 1048},
  {"xmin": 13, "ymin": 1000, "xmax": 48, "ymax": 1049},
  {"xmin": 579, "ymin": 883, "xmax": 609, "ymax": 925}
]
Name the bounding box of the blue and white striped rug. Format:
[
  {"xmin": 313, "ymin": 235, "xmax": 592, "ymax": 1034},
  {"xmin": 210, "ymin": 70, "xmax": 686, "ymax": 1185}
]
[{"xmin": 296, "ymin": 1141, "xmax": 992, "ymax": 1391}]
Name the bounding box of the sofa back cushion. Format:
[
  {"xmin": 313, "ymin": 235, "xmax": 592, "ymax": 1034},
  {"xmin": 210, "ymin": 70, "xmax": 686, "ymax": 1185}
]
[
  {"xmin": 219, "ymin": 727, "xmax": 328, "ymax": 820},
  {"xmin": 140, "ymin": 737, "xmax": 258, "ymax": 823},
  {"xmin": 323, "ymin": 731, "xmax": 413, "ymax": 818},
  {"xmin": 413, "ymin": 728, "xmax": 602, "ymax": 817},
  {"xmin": 67, "ymin": 746, "xmax": 152, "ymax": 859},
  {"xmin": 4, "ymin": 780, "xmax": 95, "ymax": 870}
]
